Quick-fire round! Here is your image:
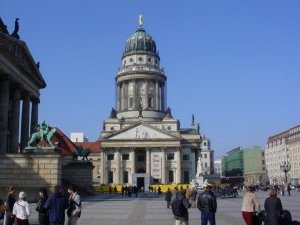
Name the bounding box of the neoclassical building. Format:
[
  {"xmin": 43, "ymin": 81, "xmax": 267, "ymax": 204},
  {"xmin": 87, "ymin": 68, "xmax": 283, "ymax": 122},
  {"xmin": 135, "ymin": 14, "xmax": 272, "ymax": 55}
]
[
  {"xmin": 100, "ymin": 20, "xmax": 201, "ymax": 189},
  {"xmin": 265, "ymin": 124, "xmax": 300, "ymax": 184},
  {"xmin": 0, "ymin": 17, "xmax": 46, "ymax": 153}
]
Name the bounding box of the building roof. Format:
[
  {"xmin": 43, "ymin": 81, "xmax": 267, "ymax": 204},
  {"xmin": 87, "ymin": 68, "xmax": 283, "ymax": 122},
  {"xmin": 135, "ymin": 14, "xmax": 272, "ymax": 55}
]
[
  {"xmin": 267, "ymin": 124, "xmax": 300, "ymax": 144},
  {"xmin": 74, "ymin": 141, "xmax": 101, "ymax": 153}
]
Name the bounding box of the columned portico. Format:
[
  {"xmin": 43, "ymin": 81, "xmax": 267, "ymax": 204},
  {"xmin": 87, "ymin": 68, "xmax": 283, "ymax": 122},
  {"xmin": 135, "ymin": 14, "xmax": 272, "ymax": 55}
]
[
  {"xmin": 146, "ymin": 148, "xmax": 151, "ymax": 174},
  {"xmin": 115, "ymin": 148, "xmax": 121, "ymax": 184},
  {"xmin": 176, "ymin": 148, "xmax": 182, "ymax": 183},
  {"xmin": 0, "ymin": 79, "xmax": 10, "ymax": 153},
  {"xmin": 10, "ymin": 87, "xmax": 21, "ymax": 153},
  {"xmin": 30, "ymin": 98, "xmax": 39, "ymax": 135},
  {"xmin": 161, "ymin": 148, "xmax": 166, "ymax": 183},
  {"xmin": 20, "ymin": 93, "xmax": 30, "ymax": 151}
]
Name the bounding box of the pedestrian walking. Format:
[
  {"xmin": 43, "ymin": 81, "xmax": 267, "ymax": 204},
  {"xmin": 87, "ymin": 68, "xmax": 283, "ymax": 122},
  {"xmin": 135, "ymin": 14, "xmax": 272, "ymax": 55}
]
[
  {"xmin": 114, "ymin": 186, "xmax": 117, "ymax": 195},
  {"xmin": 287, "ymin": 184, "xmax": 291, "ymax": 196},
  {"xmin": 0, "ymin": 198, "xmax": 6, "ymax": 222},
  {"xmin": 66, "ymin": 185, "xmax": 81, "ymax": 225},
  {"xmin": 189, "ymin": 188, "xmax": 197, "ymax": 208},
  {"xmin": 36, "ymin": 188, "xmax": 50, "ymax": 225},
  {"xmin": 171, "ymin": 189, "xmax": 191, "ymax": 225},
  {"xmin": 3, "ymin": 185, "xmax": 16, "ymax": 225},
  {"xmin": 44, "ymin": 185, "xmax": 68, "ymax": 225},
  {"xmin": 12, "ymin": 191, "xmax": 31, "ymax": 225},
  {"xmin": 241, "ymin": 186, "xmax": 260, "ymax": 225},
  {"xmin": 264, "ymin": 189, "xmax": 283, "ymax": 225},
  {"xmin": 197, "ymin": 184, "xmax": 217, "ymax": 225},
  {"xmin": 165, "ymin": 188, "xmax": 172, "ymax": 208}
]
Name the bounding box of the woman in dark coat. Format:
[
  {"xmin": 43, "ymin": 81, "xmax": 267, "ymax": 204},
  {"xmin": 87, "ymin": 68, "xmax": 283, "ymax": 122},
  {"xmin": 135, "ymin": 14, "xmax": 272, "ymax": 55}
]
[
  {"xmin": 36, "ymin": 188, "xmax": 50, "ymax": 225},
  {"xmin": 264, "ymin": 189, "xmax": 283, "ymax": 225}
]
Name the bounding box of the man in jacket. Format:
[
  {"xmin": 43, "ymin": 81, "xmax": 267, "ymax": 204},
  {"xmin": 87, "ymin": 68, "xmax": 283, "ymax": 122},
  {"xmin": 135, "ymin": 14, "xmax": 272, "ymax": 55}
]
[
  {"xmin": 171, "ymin": 189, "xmax": 191, "ymax": 225},
  {"xmin": 44, "ymin": 185, "xmax": 68, "ymax": 225},
  {"xmin": 197, "ymin": 184, "xmax": 217, "ymax": 225}
]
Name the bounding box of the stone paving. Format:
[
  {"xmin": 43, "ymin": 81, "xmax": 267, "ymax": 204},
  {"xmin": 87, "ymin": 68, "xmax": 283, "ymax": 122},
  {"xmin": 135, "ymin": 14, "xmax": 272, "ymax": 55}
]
[{"xmin": 4, "ymin": 190, "xmax": 300, "ymax": 225}]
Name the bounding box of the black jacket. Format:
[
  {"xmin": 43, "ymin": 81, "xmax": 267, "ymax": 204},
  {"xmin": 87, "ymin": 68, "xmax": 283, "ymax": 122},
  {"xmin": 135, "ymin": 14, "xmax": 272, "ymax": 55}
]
[
  {"xmin": 264, "ymin": 196, "xmax": 283, "ymax": 225},
  {"xmin": 197, "ymin": 190, "xmax": 217, "ymax": 213}
]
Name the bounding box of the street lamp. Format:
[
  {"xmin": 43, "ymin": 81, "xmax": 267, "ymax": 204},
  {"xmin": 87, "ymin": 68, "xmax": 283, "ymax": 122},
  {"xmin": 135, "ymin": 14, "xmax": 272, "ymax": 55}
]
[{"xmin": 280, "ymin": 161, "xmax": 291, "ymax": 184}]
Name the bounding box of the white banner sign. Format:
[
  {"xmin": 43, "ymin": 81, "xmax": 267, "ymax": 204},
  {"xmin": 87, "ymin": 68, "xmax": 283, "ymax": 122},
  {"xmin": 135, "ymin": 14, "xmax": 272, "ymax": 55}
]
[{"xmin": 151, "ymin": 152, "xmax": 162, "ymax": 179}]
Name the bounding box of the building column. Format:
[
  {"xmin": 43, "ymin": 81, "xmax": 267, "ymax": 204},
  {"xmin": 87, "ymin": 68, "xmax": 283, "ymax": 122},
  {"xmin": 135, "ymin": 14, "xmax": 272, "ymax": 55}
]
[
  {"xmin": 9, "ymin": 87, "xmax": 21, "ymax": 153},
  {"xmin": 161, "ymin": 148, "xmax": 166, "ymax": 184},
  {"xmin": 115, "ymin": 148, "xmax": 121, "ymax": 184},
  {"xmin": 130, "ymin": 148, "xmax": 136, "ymax": 184},
  {"xmin": 20, "ymin": 93, "xmax": 30, "ymax": 151},
  {"xmin": 144, "ymin": 80, "xmax": 148, "ymax": 109},
  {"xmin": 30, "ymin": 98, "xmax": 39, "ymax": 135},
  {"xmin": 146, "ymin": 148, "xmax": 151, "ymax": 174},
  {"xmin": 0, "ymin": 79, "xmax": 10, "ymax": 153},
  {"xmin": 161, "ymin": 83, "xmax": 165, "ymax": 111},
  {"xmin": 176, "ymin": 148, "xmax": 182, "ymax": 183},
  {"xmin": 101, "ymin": 150, "xmax": 106, "ymax": 184},
  {"xmin": 155, "ymin": 81, "xmax": 159, "ymax": 110},
  {"xmin": 133, "ymin": 80, "xmax": 137, "ymax": 110}
]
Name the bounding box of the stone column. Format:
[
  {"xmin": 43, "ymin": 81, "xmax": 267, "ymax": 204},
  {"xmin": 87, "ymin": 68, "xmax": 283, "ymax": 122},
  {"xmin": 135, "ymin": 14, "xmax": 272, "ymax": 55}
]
[
  {"xmin": 130, "ymin": 148, "xmax": 136, "ymax": 184},
  {"xmin": 100, "ymin": 150, "xmax": 106, "ymax": 184},
  {"xmin": 161, "ymin": 148, "xmax": 166, "ymax": 184},
  {"xmin": 155, "ymin": 81, "xmax": 159, "ymax": 110},
  {"xmin": 30, "ymin": 98, "xmax": 39, "ymax": 135},
  {"xmin": 144, "ymin": 80, "xmax": 148, "ymax": 109},
  {"xmin": 176, "ymin": 148, "xmax": 182, "ymax": 183},
  {"xmin": 20, "ymin": 93, "xmax": 30, "ymax": 151},
  {"xmin": 133, "ymin": 80, "xmax": 137, "ymax": 109},
  {"xmin": 161, "ymin": 83, "xmax": 165, "ymax": 111},
  {"xmin": 0, "ymin": 79, "xmax": 10, "ymax": 153},
  {"xmin": 115, "ymin": 148, "xmax": 121, "ymax": 184},
  {"xmin": 9, "ymin": 87, "xmax": 21, "ymax": 153},
  {"xmin": 146, "ymin": 148, "xmax": 151, "ymax": 174}
]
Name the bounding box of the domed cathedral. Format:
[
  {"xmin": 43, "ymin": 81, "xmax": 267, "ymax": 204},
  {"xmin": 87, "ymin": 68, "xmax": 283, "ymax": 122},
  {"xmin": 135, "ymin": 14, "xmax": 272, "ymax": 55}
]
[{"xmin": 100, "ymin": 16, "xmax": 201, "ymax": 190}]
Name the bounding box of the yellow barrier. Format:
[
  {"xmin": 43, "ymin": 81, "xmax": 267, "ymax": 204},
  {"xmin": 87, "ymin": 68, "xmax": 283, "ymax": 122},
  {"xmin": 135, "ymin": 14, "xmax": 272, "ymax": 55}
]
[{"xmin": 94, "ymin": 184, "xmax": 191, "ymax": 193}]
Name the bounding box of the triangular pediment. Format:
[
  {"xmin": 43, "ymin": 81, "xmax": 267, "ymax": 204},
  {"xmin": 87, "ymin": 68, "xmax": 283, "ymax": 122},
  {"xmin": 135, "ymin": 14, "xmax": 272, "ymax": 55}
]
[{"xmin": 104, "ymin": 123, "xmax": 181, "ymax": 140}]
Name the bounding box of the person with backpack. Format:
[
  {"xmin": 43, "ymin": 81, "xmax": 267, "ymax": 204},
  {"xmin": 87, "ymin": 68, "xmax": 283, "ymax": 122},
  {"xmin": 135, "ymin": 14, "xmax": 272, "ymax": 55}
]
[
  {"xmin": 197, "ymin": 184, "xmax": 217, "ymax": 225},
  {"xmin": 264, "ymin": 189, "xmax": 283, "ymax": 225},
  {"xmin": 66, "ymin": 185, "xmax": 81, "ymax": 225},
  {"xmin": 171, "ymin": 189, "xmax": 191, "ymax": 225}
]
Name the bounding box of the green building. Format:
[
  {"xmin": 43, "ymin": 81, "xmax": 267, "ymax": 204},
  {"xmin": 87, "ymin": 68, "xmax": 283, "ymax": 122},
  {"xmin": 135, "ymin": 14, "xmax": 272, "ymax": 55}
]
[{"xmin": 222, "ymin": 146, "xmax": 267, "ymax": 184}]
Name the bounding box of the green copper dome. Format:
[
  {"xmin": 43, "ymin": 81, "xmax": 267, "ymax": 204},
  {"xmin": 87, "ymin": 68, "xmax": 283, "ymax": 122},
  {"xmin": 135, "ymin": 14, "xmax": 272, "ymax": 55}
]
[{"xmin": 124, "ymin": 27, "xmax": 157, "ymax": 54}]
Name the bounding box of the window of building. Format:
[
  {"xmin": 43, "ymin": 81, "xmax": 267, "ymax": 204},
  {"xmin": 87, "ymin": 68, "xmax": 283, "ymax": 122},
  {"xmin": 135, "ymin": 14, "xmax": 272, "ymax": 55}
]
[
  {"xmin": 137, "ymin": 155, "xmax": 145, "ymax": 161},
  {"xmin": 183, "ymin": 154, "xmax": 190, "ymax": 161},
  {"xmin": 129, "ymin": 97, "xmax": 134, "ymax": 108},
  {"xmin": 123, "ymin": 171, "xmax": 128, "ymax": 183},
  {"xmin": 107, "ymin": 154, "xmax": 114, "ymax": 160},
  {"xmin": 183, "ymin": 171, "xmax": 189, "ymax": 183},
  {"xmin": 108, "ymin": 171, "xmax": 113, "ymax": 183},
  {"xmin": 204, "ymin": 153, "xmax": 207, "ymax": 159},
  {"xmin": 122, "ymin": 154, "xmax": 129, "ymax": 160},
  {"xmin": 204, "ymin": 162, "xmax": 208, "ymax": 168},
  {"xmin": 169, "ymin": 170, "xmax": 174, "ymax": 183},
  {"xmin": 204, "ymin": 142, "xmax": 207, "ymax": 146},
  {"xmin": 148, "ymin": 96, "xmax": 153, "ymax": 108},
  {"xmin": 167, "ymin": 153, "xmax": 174, "ymax": 160}
]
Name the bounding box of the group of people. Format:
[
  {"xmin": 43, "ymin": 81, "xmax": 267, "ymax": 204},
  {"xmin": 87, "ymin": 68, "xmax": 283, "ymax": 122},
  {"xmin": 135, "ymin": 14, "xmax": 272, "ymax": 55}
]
[
  {"xmin": 0, "ymin": 185, "xmax": 81, "ymax": 225},
  {"xmin": 241, "ymin": 185, "xmax": 284, "ymax": 225},
  {"xmin": 167, "ymin": 185, "xmax": 217, "ymax": 225}
]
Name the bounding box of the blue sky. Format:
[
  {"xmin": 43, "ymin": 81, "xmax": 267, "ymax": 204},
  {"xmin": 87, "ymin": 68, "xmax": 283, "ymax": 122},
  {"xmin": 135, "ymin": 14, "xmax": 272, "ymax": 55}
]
[{"xmin": 2, "ymin": 1, "xmax": 300, "ymax": 157}]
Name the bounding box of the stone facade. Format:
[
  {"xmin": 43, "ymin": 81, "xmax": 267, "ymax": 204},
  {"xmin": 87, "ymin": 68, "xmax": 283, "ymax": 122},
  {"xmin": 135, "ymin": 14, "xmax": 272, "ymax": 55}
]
[
  {"xmin": 265, "ymin": 124, "xmax": 300, "ymax": 184},
  {"xmin": 0, "ymin": 153, "xmax": 94, "ymax": 200},
  {"xmin": 100, "ymin": 21, "xmax": 201, "ymax": 189},
  {"xmin": 199, "ymin": 136, "xmax": 214, "ymax": 175}
]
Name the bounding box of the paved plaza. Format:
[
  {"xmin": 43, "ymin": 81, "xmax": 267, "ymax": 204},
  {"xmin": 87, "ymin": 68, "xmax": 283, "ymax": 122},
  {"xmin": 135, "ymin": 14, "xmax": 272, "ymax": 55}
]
[{"xmin": 12, "ymin": 190, "xmax": 298, "ymax": 225}]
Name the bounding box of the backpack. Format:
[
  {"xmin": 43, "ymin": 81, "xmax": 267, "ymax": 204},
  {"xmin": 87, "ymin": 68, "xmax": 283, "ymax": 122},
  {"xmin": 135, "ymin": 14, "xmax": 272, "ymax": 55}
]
[
  {"xmin": 171, "ymin": 199, "xmax": 185, "ymax": 217},
  {"xmin": 280, "ymin": 210, "xmax": 292, "ymax": 225}
]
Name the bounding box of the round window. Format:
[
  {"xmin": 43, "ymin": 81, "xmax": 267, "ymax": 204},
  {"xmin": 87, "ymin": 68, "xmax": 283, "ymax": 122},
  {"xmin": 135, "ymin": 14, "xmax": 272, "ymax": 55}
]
[
  {"xmin": 138, "ymin": 57, "xmax": 143, "ymax": 62},
  {"xmin": 148, "ymin": 58, "xmax": 152, "ymax": 62},
  {"xmin": 129, "ymin": 58, "xmax": 134, "ymax": 62}
]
